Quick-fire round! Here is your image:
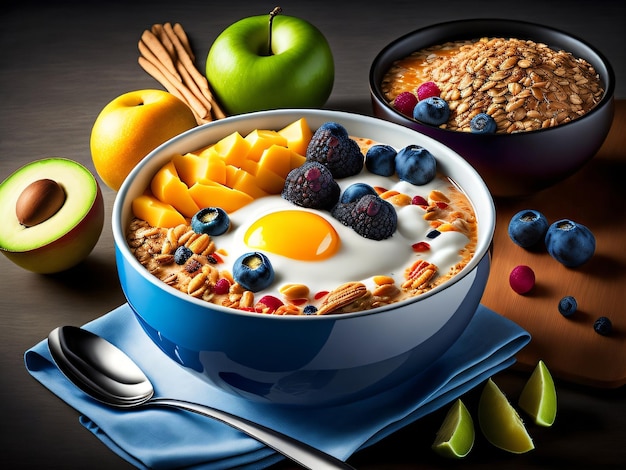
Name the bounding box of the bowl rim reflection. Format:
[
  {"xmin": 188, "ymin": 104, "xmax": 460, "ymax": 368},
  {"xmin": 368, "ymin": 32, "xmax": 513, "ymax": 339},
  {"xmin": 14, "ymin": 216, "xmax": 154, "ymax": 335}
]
[
  {"xmin": 112, "ymin": 108, "xmax": 495, "ymax": 321},
  {"xmin": 369, "ymin": 18, "xmax": 616, "ymax": 137}
]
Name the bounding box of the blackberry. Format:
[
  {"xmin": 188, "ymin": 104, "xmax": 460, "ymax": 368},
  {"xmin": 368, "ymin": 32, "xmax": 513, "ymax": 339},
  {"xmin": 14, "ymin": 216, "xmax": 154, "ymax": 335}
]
[
  {"xmin": 306, "ymin": 122, "xmax": 364, "ymax": 178},
  {"xmin": 330, "ymin": 199, "xmax": 356, "ymax": 227},
  {"xmin": 174, "ymin": 246, "xmax": 193, "ymax": 265},
  {"xmin": 350, "ymin": 194, "xmax": 397, "ymax": 240},
  {"xmin": 282, "ymin": 161, "xmax": 340, "ymax": 209}
]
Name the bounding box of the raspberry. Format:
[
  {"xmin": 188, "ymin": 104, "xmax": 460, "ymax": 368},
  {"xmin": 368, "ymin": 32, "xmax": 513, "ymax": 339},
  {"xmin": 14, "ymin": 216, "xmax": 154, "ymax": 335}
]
[
  {"xmin": 282, "ymin": 161, "xmax": 340, "ymax": 209},
  {"xmin": 411, "ymin": 195, "xmax": 428, "ymax": 206},
  {"xmin": 306, "ymin": 122, "xmax": 363, "ymax": 178},
  {"xmin": 509, "ymin": 265, "xmax": 535, "ymax": 294},
  {"xmin": 213, "ymin": 278, "xmax": 230, "ymax": 295},
  {"xmin": 416, "ymin": 81, "xmax": 441, "ymax": 100},
  {"xmin": 393, "ymin": 91, "xmax": 418, "ymax": 117}
]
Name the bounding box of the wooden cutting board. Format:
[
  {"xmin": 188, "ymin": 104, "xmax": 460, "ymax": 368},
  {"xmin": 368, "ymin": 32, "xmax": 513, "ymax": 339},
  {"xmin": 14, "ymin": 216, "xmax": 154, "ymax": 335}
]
[{"xmin": 481, "ymin": 100, "xmax": 626, "ymax": 388}]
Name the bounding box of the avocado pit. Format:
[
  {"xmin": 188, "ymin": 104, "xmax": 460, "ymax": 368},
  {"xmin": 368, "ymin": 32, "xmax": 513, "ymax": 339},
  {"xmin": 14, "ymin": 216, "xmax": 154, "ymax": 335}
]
[{"xmin": 15, "ymin": 178, "xmax": 66, "ymax": 227}]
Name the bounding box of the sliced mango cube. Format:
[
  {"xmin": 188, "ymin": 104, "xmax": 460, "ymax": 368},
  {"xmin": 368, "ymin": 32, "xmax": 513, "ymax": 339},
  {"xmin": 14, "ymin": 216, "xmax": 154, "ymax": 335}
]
[
  {"xmin": 257, "ymin": 144, "xmax": 297, "ymax": 179},
  {"xmin": 245, "ymin": 129, "xmax": 288, "ymax": 162},
  {"xmin": 188, "ymin": 181, "xmax": 254, "ymax": 213},
  {"xmin": 172, "ymin": 153, "xmax": 208, "ymax": 188},
  {"xmin": 278, "ymin": 117, "xmax": 313, "ymax": 156},
  {"xmin": 224, "ymin": 166, "xmax": 269, "ymax": 199},
  {"xmin": 132, "ymin": 192, "xmax": 186, "ymax": 228},
  {"xmin": 201, "ymin": 131, "xmax": 251, "ymax": 168},
  {"xmin": 242, "ymin": 160, "xmax": 286, "ymax": 194},
  {"xmin": 150, "ymin": 161, "xmax": 200, "ymax": 218}
]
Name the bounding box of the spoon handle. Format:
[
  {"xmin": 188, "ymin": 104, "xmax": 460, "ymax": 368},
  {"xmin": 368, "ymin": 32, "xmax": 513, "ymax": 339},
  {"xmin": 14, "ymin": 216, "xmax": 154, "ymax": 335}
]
[{"xmin": 149, "ymin": 397, "xmax": 354, "ymax": 469}]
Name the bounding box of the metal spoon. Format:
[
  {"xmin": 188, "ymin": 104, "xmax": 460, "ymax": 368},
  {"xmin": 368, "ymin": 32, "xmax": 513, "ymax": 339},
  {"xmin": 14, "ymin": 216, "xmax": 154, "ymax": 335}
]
[{"xmin": 47, "ymin": 325, "xmax": 354, "ymax": 470}]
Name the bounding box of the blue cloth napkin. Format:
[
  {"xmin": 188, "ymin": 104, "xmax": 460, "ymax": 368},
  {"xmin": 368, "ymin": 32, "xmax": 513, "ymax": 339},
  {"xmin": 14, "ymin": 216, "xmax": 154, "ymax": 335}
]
[{"xmin": 25, "ymin": 303, "xmax": 529, "ymax": 469}]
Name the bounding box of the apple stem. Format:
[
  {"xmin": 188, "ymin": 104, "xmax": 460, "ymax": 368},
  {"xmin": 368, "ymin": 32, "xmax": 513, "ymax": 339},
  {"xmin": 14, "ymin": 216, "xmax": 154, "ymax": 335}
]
[{"xmin": 268, "ymin": 6, "xmax": 282, "ymax": 56}]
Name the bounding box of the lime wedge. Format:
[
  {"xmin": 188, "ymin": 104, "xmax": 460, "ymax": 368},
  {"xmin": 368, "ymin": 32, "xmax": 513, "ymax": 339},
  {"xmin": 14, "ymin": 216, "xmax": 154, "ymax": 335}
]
[
  {"xmin": 432, "ymin": 399, "xmax": 475, "ymax": 458},
  {"xmin": 518, "ymin": 360, "xmax": 557, "ymax": 427},
  {"xmin": 478, "ymin": 378, "xmax": 535, "ymax": 454}
]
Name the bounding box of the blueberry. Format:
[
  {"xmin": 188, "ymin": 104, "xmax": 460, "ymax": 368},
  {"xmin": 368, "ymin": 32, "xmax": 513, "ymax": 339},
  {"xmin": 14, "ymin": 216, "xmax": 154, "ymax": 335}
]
[
  {"xmin": 470, "ymin": 113, "xmax": 497, "ymax": 134},
  {"xmin": 174, "ymin": 246, "xmax": 193, "ymax": 265},
  {"xmin": 282, "ymin": 161, "xmax": 340, "ymax": 210},
  {"xmin": 545, "ymin": 219, "xmax": 596, "ymax": 267},
  {"xmin": 191, "ymin": 207, "xmax": 230, "ymax": 236},
  {"xmin": 412, "ymin": 96, "xmax": 450, "ymax": 126},
  {"xmin": 306, "ymin": 122, "xmax": 364, "ymax": 178},
  {"xmin": 593, "ymin": 316, "xmax": 612, "ymax": 336},
  {"xmin": 508, "ymin": 209, "xmax": 549, "ymax": 248},
  {"xmin": 558, "ymin": 296, "xmax": 578, "ymax": 317},
  {"xmin": 303, "ymin": 305, "xmax": 318, "ymax": 315},
  {"xmin": 395, "ymin": 145, "xmax": 436, "ymax": 185},
  {"xmin": 365, "ymin": 144, "xmax": 397, "ymax": 176},
  {"xmin": 340, "ymin": 183, "xmax": 377, "ymax": 204},
  {"xmin": 233, "ymin": 252, "xmax": 275, "ymax": 292}
]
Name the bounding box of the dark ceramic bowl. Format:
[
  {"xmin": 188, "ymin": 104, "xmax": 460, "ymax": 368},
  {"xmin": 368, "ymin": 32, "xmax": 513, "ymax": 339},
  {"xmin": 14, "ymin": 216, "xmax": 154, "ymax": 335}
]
[{"xmin": 370, "ymin": 19, "xmax": 615, "ymax": 197}]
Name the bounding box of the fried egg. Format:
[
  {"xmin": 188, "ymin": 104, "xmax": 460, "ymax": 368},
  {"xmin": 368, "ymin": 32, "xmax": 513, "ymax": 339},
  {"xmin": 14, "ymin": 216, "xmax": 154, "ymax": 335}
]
[{"xmin": 216, "ymin": 172, "xmax": 470, "ymax": 299}]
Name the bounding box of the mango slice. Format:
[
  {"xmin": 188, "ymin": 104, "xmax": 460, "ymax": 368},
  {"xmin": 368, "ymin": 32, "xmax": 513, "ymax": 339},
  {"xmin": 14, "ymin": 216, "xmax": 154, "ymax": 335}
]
[
  {"xmin": 188, "ymin": 181, "xmax": 254, "ymax": 214},
  {"xmin": 133, "ymin": 118, "xmax": 314, "ymax": 224},
  {"xmin": 171, "ymin": 153, "xmax": 208, "ymax": 187},
  {"xmin": 245, "ymin": 129, "xmax": 288, "ymax": 162},
  {"xmin": 201, "ymin": 131, "xmax": 252, "ymax": 168},
  {"xmin": 278, "ymin": 117, "xmax": 313, "ymax": 156},
  {"xmin": 150, "ymin": 161, "xmax": 200, "ymax": 218},
  {"xmin": 132, "ymin": 191, "xmax": 187, "ymax": 228}
]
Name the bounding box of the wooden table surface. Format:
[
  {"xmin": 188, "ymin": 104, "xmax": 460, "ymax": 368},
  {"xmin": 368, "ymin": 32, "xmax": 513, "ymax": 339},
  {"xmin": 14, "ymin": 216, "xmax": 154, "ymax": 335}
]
[{"xmin": 2, "ymin": 1, "xmax": 625, "ymax": 468}]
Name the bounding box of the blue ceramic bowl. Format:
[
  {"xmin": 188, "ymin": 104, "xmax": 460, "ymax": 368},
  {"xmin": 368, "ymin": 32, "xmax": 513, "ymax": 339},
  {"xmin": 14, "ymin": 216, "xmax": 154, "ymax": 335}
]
[
  {"xmin": 112, "ymin": 109, "xmax": 495, "ymax": 406},
  {"xmin": 370, "ymin": 19, "xmax": 615, "ymax": 198}
]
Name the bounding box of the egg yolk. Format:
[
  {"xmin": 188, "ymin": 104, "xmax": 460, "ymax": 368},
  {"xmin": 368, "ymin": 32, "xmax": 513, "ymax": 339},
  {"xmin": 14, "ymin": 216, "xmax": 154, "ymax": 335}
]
[{"xmin": 244, "ymin": 210, "xmax": 340, "ymax": 261}]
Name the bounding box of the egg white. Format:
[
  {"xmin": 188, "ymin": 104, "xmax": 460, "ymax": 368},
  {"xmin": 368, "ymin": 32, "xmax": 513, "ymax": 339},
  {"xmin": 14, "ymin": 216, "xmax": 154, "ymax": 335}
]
[{"xmin": 213, "ymin": 170, "xmax": 470, "ymax": 300}]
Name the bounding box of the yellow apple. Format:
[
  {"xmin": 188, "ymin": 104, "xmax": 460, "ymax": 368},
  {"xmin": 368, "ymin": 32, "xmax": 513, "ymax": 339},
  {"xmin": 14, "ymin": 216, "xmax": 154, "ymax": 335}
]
[{"xmin": 90, "ymin": 89, "xmax": 197, "ymax": 191}]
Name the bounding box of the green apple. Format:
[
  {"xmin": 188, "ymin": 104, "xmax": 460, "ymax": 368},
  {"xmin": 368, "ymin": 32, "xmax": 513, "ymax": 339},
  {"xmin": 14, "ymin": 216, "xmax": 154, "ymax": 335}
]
[
  {"xmin": 0, "ymin": 158, "xmax": 104, "ymax": 273},
  {"xmin": 206, "ymin": 9, "xmax": 334, "ymax": 115}
]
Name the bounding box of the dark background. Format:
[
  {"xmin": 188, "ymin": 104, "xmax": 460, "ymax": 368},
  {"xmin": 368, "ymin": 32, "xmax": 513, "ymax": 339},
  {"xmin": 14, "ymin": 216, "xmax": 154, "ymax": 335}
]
[{"xmin": 2, "ymin": 1, "xmax": 625, "ymax": 468}]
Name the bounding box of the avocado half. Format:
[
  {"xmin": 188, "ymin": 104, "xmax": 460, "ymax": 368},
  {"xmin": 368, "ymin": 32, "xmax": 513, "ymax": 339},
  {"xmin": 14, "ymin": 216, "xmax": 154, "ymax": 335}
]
[{"xmin": 0, "ymin": 158, "xmax": 104, "ymax": 273}]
